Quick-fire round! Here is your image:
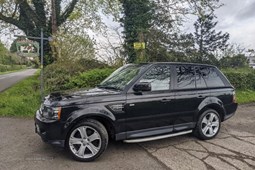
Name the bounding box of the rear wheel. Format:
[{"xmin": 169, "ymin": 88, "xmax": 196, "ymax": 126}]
[
  {"xmin": 195, "ymin": 109, "xmax": 221, "ymax": 140},
  {"xmin": 67, "ymin": 119, "xmax": 108, "ymax": 162}
]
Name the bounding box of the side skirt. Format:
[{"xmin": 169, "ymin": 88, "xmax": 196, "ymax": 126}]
[{"xmin": 123, "ymin": 130, "xmax": 193, "ymax": 143}]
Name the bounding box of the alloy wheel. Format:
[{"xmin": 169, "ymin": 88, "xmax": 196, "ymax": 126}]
[
  {"xmin": 201, "ymin": 112, "xmax": 220, "ymax": 137},
  {"xmin": 69, "ymin": 126, "xmax": 102, "ymax": 159}
]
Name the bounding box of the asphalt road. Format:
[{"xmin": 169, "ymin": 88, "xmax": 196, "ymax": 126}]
[
  {"xmin": 0, "ymin": 69, "xmax": 37, "ymax": 92},
  {"xmin": 0, "ymin": 104, "xmax": 255, "ymax": 170}
]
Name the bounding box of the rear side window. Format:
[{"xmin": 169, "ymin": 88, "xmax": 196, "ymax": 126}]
[
  {"xmin": 195, "ymin": 67, "xmax": 207, "ymax": 88},
  {"xmin": 176, "ymin": 65, "xmax": 195, "ymax": 89},
  {"xmin": 200, "ymin": 67, "xmax": 225, "ymax": 87}
]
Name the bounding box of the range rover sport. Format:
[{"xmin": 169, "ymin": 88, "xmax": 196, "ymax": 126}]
[{"xmin": 35, "ymin": 62, "xmax": 238, "ymax": 161}]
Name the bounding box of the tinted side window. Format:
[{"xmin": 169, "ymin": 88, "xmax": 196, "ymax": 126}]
[
  {"xmin": 139, "ymin": 65, "xmax": 171, "ymax": 91},
  {"xmin": 195, "ymin": 67, "xmax": 207, "ymax": 88},
  {"xmin": 201, "ymin": 67, "xmax": 225, "ymax": 87},
  {"xmin": 176, "ymin": 65, "xmax": 195, "ymax": 89}
]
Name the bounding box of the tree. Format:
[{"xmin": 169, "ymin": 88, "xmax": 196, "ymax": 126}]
[
  {"xmin": 194, "ymin": 14, "xmax": 229, "ymax": 63},
  {"xmin": 120, "ymin": 0, "xmax": 223, "ymax": 63},
  {"xmin": 0, "ymin": 41, "xmax": 21, "ymax": 65},
  {"xmin": 120, "ymin": 0, "xmax": 153, "ymax": 63},
  {"xmin": 0, "ymin": 0, "xmax": 119, "ymax": 65},
  {"xmin": 0, "ymin": 41, "xmax": 8, "ymax": 56},
  {"xmin": 145, "ymin": 31, "xmax": 196, "ymax": 62},
  {"xmin": 55, "ymin": 32, "xmax": 95, "ymax": 62},
  {"xmin": 219, "ymin": 54, "xmax": 249, "ymax": 68},
  {"xmin": 10, "ymin": 39, "xmax": 18, "ymax": 53},
  {"xmin": 95, "ymin": 26, "xmax": 126, "ymax": 66}
]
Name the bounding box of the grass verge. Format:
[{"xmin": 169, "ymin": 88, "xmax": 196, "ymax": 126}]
[
  {"xmin": 0, "ymin": 72, "xmax": 41, "ymax": 117},
  {"xmin": 0, "ymin": 68, "xmax": 27, "ymax": 75},
  {"xmin": 236, "ymin": 90, "xmax": 255, "ymax": 104}
]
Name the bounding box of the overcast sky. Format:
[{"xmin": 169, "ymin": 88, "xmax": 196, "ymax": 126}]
[
  {"xmin": 183, "ymin": 0, "xmax": 255, "ymax": 49},
  {"xmin": 1, "ymin": 0, "xmax": 255, "ymax": 51},
  {"xmin": 218, "ymin": 0, "xmax": 255, "ymax": 49}
]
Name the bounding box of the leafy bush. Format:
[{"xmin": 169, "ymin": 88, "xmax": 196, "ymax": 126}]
[
  {"xmin": 67, "ymin": 68, "xmax": 115, "ymax": 89},
  {"xmin": 222, "ymin": 68, "xmax": 255, "ymax": 90},
  {"xmin": 44, "ymin": 59, "xmax": 110, "ymax": 92},
  {"xmin": 0, "ymin": 64, "xmax": 26, "ymax": 72},
  {"xmin": 44, "ymin": 61, "xmax": 83, "ymax": 91}
]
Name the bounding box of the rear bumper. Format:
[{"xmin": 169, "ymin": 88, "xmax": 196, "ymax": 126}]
[
  {"xmin": 34, "ymin": 110, "xmax": 66, "ymax": 147},
  {"xmin": 223, "ymin": 103, "xmax": 238, "ymax": 121}
]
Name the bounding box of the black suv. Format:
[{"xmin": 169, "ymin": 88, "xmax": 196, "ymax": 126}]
[{"xmin": 35, "ymin": 62, "xmax": 238, "ymax": 161}]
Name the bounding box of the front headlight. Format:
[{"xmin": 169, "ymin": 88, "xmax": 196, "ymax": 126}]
[{"xmin": 41, "ymin": 106, "xmax": 61, "ymax": 120}]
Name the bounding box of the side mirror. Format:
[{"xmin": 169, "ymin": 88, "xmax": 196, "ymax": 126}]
[{"xmin": 133, "ymin": 82, "xmax": 151, "ymax": 92}]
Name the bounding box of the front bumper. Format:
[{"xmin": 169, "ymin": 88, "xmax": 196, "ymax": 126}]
[{"xmin": 34, "ymin": 110, "xmax": 65, "ymax": 147}]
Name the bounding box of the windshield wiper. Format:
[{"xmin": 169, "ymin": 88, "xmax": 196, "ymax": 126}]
[{"xmin": 97, "ymin": 85, "xmax": 121, "ymax": 91}]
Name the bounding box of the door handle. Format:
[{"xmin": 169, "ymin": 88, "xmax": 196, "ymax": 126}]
[
  {"xmin": 161, "ymin": 98, "xmax": 172, "ymax": 102},
  {"xmin": 197, "ymin": 95, "xmax": 204, "ymax": 98}
]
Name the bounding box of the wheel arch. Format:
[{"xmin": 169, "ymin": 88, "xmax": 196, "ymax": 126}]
[
  {"xmin": 64, "ymin": 114, "xmax": 116, "ymax": 144},
  {"xmin": 196, "ymin": 97, "xmax": 226, "ymax": 122}
]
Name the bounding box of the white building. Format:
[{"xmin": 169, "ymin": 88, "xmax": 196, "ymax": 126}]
[{"xmin": 249, "ymin": 56, "xmax": 255, "ymax": 69}]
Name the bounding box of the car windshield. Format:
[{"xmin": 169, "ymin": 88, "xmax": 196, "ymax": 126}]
[{"xmin": 98, "ymin": 64, "xmax": 145, "ymax": 91}]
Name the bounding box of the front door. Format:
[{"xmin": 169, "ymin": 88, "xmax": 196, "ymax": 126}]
[{"xmin": 125, "ymin": 65, "xmax": 175, "ymax": 139}]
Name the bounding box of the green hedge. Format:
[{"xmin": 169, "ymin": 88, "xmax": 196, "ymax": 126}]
[
  {"xmin": 222, "ymin": 69, "xmax": 255, "ymax": 90},
  {"xmin": 70, "ymin": 68, "xmax": 254, "ymax": 91},
  {"xmin": 44, "ymin": 65, "xmax": 255, "ymax": 92},
  {"xmin": 66, "ymin": 68, "xmax": 115, "ymax": 89},
  {"xmin": 45, "ymin": 65, "xmax": 115, "ymax": 92},
  {"xmin": 44, "ymin": 60, "xmax": 110, "ymax": 92},
  {"xmin": 0, "ymin": 64, "xmax": 26, "ymax": 72}
]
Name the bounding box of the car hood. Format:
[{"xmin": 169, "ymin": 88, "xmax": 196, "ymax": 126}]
[{"xmin": 45, "ymin": 88, "xmax": 122, "ymax": 107}]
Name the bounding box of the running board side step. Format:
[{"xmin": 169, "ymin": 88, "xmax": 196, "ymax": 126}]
[{"xmin": 124, "ymin": 130, "xmax": 193, "ymax": 143}]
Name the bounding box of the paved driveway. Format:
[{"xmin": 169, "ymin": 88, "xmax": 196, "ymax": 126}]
[
  {"xmin": 0, "ymin": 69, "xmax": 37, "ymax": 92},
  {"xmin": 0, "ymin": 104, "xmax": 255, "ymax": 170}
]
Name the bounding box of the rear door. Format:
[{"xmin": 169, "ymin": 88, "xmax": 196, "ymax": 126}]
[{"xmin": 172, "ymin": 65, "xmax": 200, "ymax": 131}]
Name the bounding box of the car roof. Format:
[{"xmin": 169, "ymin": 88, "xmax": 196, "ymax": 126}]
[{"xmin": 139, "ymin": 62, "xmax": 216, "ymax": 68}]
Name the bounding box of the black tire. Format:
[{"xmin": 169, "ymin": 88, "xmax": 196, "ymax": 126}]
[
  {"xmin": 67, "ymin": 119, "xmax": 108, "ymax": 162},
  {"xmin": 194, "ymin": 109, "xmax": 221, "ymax": 140}
]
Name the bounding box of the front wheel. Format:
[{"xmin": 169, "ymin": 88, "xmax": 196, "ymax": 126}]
[
  {"xmin": 195, "ymin": 109, "xmax": 221, "ymax": 140},
  {"xmin": 67, "ymin": 119, "xmax": 108, "ymax": 162}
]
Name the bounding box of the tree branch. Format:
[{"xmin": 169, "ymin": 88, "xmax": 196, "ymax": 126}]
[
  {"xmin": 55, "ymin": 0, "xmax": 61, "ymax": 23},
  {"xmin": 17, "ymin": 0, "xmax": 42, "ymax": 28},
  {"xmin": 18, "ymin": 7, "xmax": 36, "ymax": 35},
  {"xmin": 11, "ymin": 3, "xmax": 18, "ymax": 18},
  {"xmin": 58, "ymin": 0, "xmax": 78, "ymax": 26},
  {"xmin": 0, "ymin": 12, "xmax": 22, "ymax": 29},
  {"xmin": 32, "ymin": 0, "xmax": 47, "ymax": 26}
]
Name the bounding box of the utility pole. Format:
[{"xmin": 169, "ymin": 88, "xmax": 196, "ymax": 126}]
[{"xmin": 40, "ymin": 29, "xmax": 44, "ymax": 102}]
